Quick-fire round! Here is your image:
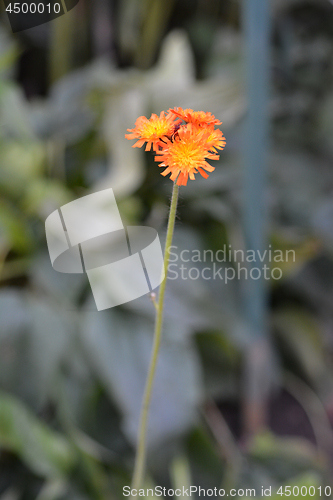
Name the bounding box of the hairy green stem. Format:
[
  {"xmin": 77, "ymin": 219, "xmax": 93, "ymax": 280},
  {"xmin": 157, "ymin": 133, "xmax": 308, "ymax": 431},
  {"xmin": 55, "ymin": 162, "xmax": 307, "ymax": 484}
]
[{"xmin": 131, "ymin": 181, "xmax": 179, "ymax": 492}]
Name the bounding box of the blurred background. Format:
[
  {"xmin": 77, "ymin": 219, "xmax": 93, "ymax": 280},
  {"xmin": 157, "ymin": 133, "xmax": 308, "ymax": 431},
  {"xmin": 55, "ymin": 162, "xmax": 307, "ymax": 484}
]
[{"xmin": 1, "ymin": 0, "xmax": 333, "ymax": 498}]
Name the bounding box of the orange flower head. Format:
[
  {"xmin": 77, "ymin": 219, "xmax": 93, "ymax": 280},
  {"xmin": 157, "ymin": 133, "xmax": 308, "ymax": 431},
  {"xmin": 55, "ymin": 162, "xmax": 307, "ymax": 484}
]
[
  {"xmin": 205, "ymin": 126, "xmax": 227, "ymax": 152},
  {"xmin": 125, "ymin": 108, "xmax": 226, "ymax": 186},
  {"xmin": 169, "ymin": 107, "xmax": 222, "ymax": 127},
  {"xmin": 125, "ymin": 111, "xmax": 179, "ymax": 152},
  {"xmin": 154, "ymin": 124, "xmax": 219, "ymax": 186}
]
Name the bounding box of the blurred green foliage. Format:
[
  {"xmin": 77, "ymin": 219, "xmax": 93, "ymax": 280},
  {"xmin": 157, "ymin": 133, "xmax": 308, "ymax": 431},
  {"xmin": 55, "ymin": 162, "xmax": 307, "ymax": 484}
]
[{"xmin": 0, "ymin": 0, "xmax": 333, "ymax": 498}]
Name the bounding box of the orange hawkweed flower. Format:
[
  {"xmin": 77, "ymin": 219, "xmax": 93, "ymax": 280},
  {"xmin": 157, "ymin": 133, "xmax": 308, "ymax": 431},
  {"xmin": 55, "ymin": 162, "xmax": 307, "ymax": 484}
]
[
  {"xmin": 154, "ymin": 124, "xmax": 219, "ymax": 186},
  {"xmin": 125, "ymin": 111, "xmax": 179, "ymax": 152},
  {"xmin": 125, "ymin": 108, "xmax": 225, "ymax": 186},
  {"xmin": 206, "ymin": 126, "xmax": 227, "ymax": 152},
  {"xmin": 169, "ymin": 107, "xmax": 222, "ymax": 127}
]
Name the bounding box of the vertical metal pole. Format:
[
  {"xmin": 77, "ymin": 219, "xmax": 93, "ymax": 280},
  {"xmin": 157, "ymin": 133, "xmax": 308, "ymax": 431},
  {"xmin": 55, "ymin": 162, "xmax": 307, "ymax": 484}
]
[{"xmin": 242, "ymin": 0, "xmax": 271, "ymax": 435}]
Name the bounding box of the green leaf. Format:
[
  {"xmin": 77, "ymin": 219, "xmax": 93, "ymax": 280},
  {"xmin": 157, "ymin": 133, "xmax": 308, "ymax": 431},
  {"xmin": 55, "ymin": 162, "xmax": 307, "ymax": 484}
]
[
  {"xmin": 0, "ymin": 25, "xmax": 18, "ymax": 77},
  {"xmin": 0, "ymin": 289, "xmax": 29, "ymax": 339},
  {"xmin": 26, "ymin": 296, "xmax": 76, "ymax": 405},
  {"xmin": 0, "ymin": 392, "xmax": 76, "ymax": 478},
  {"xmin": 81, "ymin": 308, "xmax": 202, "ymax": 448},
  {"xmin": 0, "ymin": 199, "xmax": 34, "ymax": 253},
  {"xmin": 249, "ymin": 431, "xmax": 325, "ymax": 482},
  {"xmin": 186, "ymin": 427, "xmax": 224, "ymax": 490},
  {"xmin": 0, "ymin": 141, "xmax": 46, "ymax": 196},
  {"xmin": 22, "ymin": 178, "xmax": 73, "ymax": 218},
  {"xmin": 0, "ymin": 84, "xmax": 35, "ymax": 140},
  {"xmin": 272, "ymin": 308, "xmax": 332, "ymax": 385}
]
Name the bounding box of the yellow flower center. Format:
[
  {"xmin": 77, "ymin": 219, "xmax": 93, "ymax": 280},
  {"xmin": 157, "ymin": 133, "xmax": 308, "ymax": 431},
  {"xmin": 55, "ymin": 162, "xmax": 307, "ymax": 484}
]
[
  {"xmin": 169, "ymin": 141, "xmax": 204, "ymax": 173},
  {"xmin": 140, "ymin": 118, "xmax": 171, "ymax": 138}
]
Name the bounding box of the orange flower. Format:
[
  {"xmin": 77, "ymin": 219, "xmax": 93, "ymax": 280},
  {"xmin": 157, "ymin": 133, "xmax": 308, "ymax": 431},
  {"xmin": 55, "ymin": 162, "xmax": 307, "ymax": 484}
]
[
  {"xmin": 205, "ymin": 126, "xmax": 227, "ymax": 152},
  {"xmin": 125, "ymin": 108, "xmax": 226, "ymax": 186},
  {"xmin": 154, "ymin": 124, "xmax": 219, "ymax": 186},
  {"xmin": 169, "ymin": 107, "xmax": 222, "ymax": 127},
  {"xmin": 125, "ymin": 111, "xmax": 179, "ymax": 152}
]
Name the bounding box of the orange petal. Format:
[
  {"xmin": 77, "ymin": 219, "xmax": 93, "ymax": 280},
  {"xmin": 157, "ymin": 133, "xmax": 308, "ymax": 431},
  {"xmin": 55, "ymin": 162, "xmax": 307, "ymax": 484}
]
[
  {"xmin": 133, "ymin": 139, "xmax": 146, "ymax": 148},
  {"xmin": 177, "ymin": 172, "xmax": 188, "ymax": 186},
  {"xmin": 202, "ymin": 163, "xmax": 215, "ymax": 172},
  {"xmin": 198, "ymin": 168, "xmax": 209, "ymax": 179},
  {"xmin": 206, "ymin": 153, "xmax": 219, "ymax": 160},
  {"xmin": 161, "ymin": 166, "xmax": 173, "ymax": 176},
  {"xmin": 170, "ymin": 170, "xmax": 179, "ymax": 181}
]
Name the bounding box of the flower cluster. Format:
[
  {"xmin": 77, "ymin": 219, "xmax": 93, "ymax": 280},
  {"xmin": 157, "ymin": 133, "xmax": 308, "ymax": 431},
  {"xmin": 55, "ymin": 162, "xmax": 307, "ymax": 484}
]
[{"xmin": 125, "ymin": 107, "xmax": 226, "ymax": 186}]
